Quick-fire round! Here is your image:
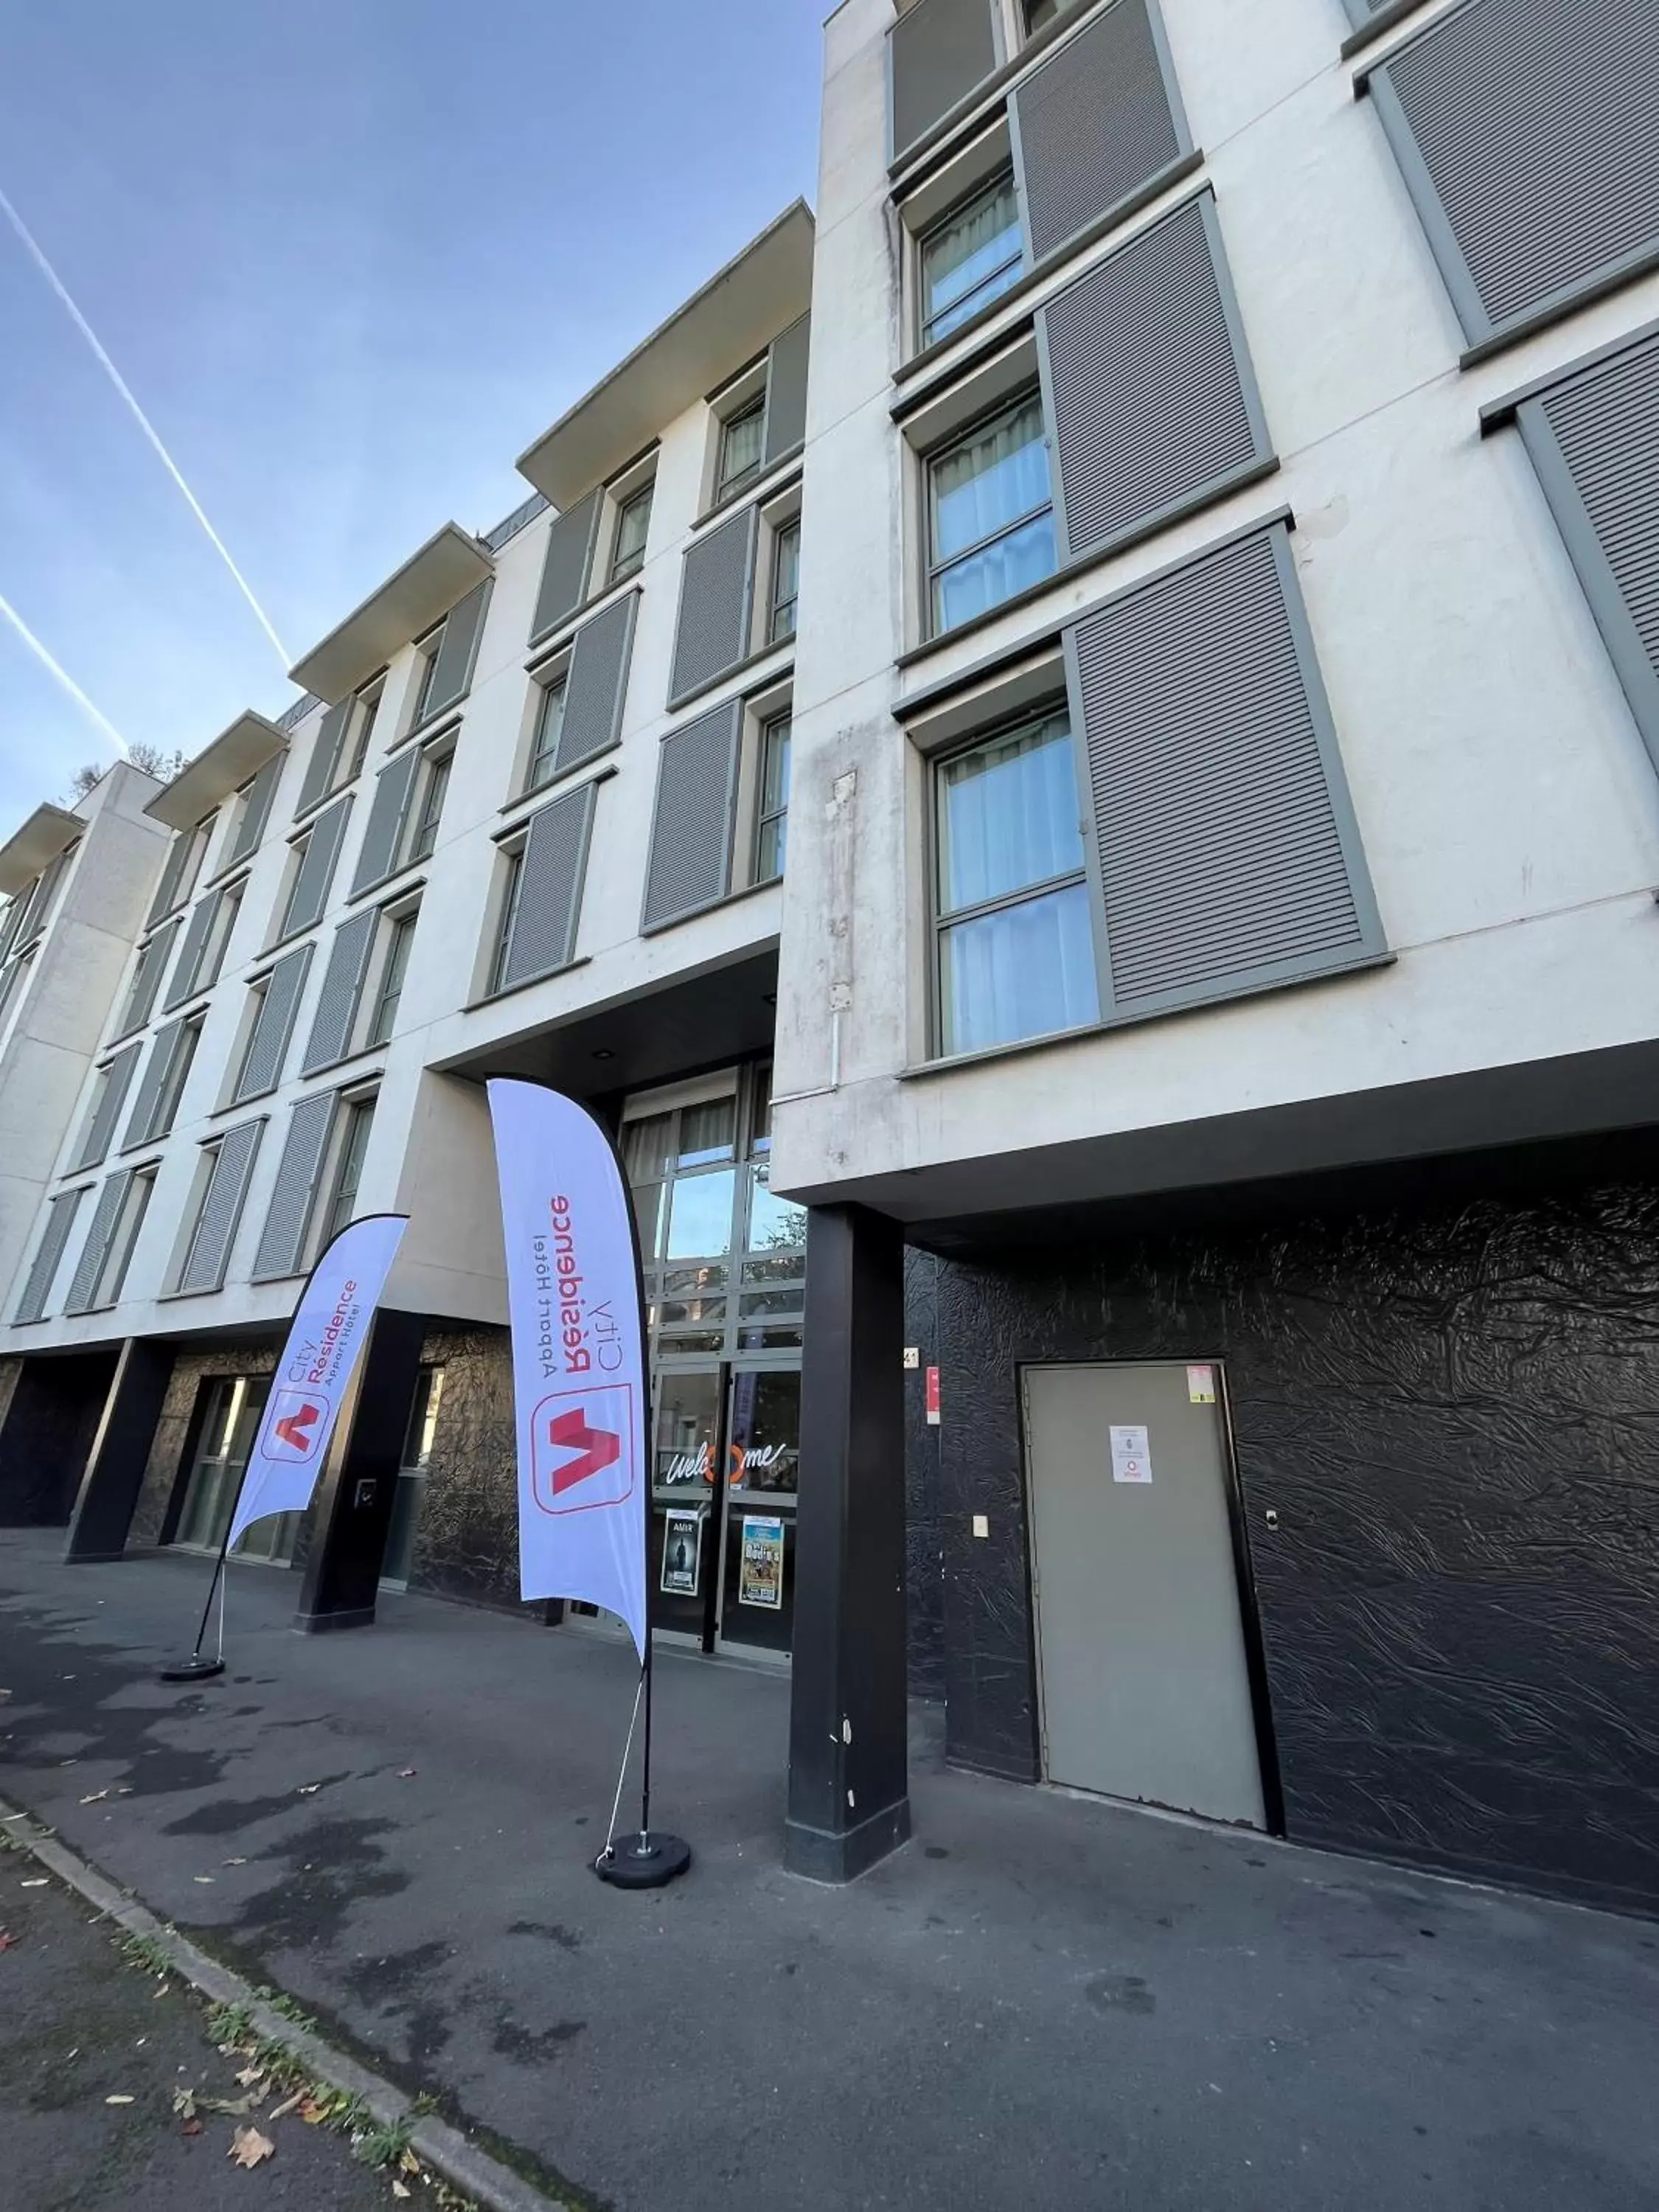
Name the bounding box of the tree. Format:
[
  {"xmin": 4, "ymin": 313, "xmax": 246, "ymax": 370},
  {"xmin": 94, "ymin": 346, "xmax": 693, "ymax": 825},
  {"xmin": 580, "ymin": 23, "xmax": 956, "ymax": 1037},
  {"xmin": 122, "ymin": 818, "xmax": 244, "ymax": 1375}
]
[{"xmin": 62, "ymin": 743, "xmax": 186, "ymax": 806}]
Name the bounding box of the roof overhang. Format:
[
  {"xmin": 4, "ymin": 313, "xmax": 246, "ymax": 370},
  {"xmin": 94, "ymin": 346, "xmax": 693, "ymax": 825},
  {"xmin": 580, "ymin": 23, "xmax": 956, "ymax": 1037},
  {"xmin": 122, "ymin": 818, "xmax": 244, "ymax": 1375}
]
[
  {"xmin": 145, "ymin": 712, "xmax": 288, "ymax": 831},
  {"xmin": 516, "ymin": 201, "xmax": 815, "ymax": 507},
  {"xmin": 0, "ymin": 804, "xmax": 82, "ymax": 895},
  {"xmin": 287, "ymin": 523, "xmax": 493, "ymax": 703}
]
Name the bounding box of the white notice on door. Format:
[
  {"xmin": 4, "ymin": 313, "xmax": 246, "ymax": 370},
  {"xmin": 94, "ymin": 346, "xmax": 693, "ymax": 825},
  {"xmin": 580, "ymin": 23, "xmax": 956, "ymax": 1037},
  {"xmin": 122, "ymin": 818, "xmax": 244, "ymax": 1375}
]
[{"xmin": 1110, "ymin": 1425, "xmax": 1152, "ymax": 1484}]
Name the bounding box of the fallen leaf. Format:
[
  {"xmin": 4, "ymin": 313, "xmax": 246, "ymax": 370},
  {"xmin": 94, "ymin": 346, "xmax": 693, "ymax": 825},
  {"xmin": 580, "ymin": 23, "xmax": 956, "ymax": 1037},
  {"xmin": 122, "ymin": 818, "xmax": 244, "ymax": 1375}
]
[
  {"xmin": 105, "ymin": 2094, "xmax": 135, "ymax": 2107},
  {"xmin": 199, "ymin": 2093, "xmax": 256, "ymax": 2117},
  {"xmin": 0, "ymin": 1930, "xmax": 18, "ymax": 1952},
  {"xmin": 181, "ymin": 2118, "xmax": 203, "ymax": 2138},
  {"xmin": 234, "ymin": 2066, "xmax": 265, "ymax": 2088},
  {"xmin": 79, "ymin": 1790, "xmax": 109, "ymax": 1806},
  {"xmin": 392, "ymin": 2185, "xmax": 411, "ymax": 2200},
  {"xmin": 296, "ymin": 1784, "xmax": 321, "ymax": 1796},
  {"xmin": 398, "ymin": 2149, "xmax": 420, "ymax": 2174},
  {"xmin": 173, "ymin": 2089, "xmax": 198, "ymax": 2119},
  {"xmin": 20, "ymin": 1879, "xmax": 46, "ymax": 1889},
  {"xmin": 267, "ymin": 2088, "xmax": 305, "ymax": 2122},
  {"xmin": 299, "ymin": 2097, "xmax": 329, "ymax": 2125},
  {"xmin": 397, "ymin": 1768, "xmax": 417, "ymax": 1778},
  {"xmin": 223, "ymin": 1857, "xmax": 248, "ymax": 1868},
  {"xmin": 192, "ymin": 1876, "xmax": 215, "ymax": 1885},
  {"xmin": 229, "ymin": 2125, "xmax": 275, "ymax": 2168}
]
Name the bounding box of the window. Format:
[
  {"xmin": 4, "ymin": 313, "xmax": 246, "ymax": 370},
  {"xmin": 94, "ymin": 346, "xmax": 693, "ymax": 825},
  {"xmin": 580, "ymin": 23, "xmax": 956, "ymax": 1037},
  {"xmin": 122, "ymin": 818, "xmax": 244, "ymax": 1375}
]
[
  {"xmin": 1024, "ymin": 0, "xmax": 1081, "ymax": 29},
  {"xmin": 927, "ymin": 392, "xmax": 1056, "ymax": 634},
  {"xmin": 0, "ymin": 947, "xmax": 34, "ymax": 1042},
  {"xmin": 769, "ymin": 521, "xmax": 800, "ymax": 644},
  {"xmin": 921, "ymin": 170, "xmax": 1023, "ymax": 347},
  {"xmin": 321, "ymin": 1095, "xmax": 376, "ymax": 1244},
  {"xmin": 153, "ymin": 813, "xmax": 215, "ymax": 922},
  {"xmin": 91, "ymin": 1166, "xmax": 156, "ymax": 1309},
  {"xmin": 172, "ymin": 1376, "xmax": 298, "ymax": 1565},
  {"xmin": 411, "ymin": 625, "xmax": 444, "ymax": 726},
  {"xmin": 277, "ymin": 831, "xmax": 314, "ymax": 939},
  {"xmin": 406, "ymin": 749, "xmax": 450, "ymax": 864},
  {"xmin": 526, "ymin": 677, "xmax": 567, "ymax": 793},
  {"xmin": 489, "ymin": 848, "xmax": 526, "ymax": 995},
  {"xmin": 198, "ymin": 880, "xmax": 243, "ymax": 990},
  {"xmin": 933, "ymin": 712, "xmax": 1098, "ymax": 1054},
  {"xmin": 336, "ymin": 685, "xmax": 380, "ymax": 790},
  {"xmin": 609, "ymin": 483, "xmax": 653, "ymax": 584},
  {"xmin": 150, "ymin": 1015, "xmax": 204, "ymax": 1141},
  {"xmin": 366, "ymin": 909, "xmax": 417, "ymax": 1046},
  {"xmin": 754, "ymin": 714, "xmax": 792, "ymax": 884},
  {"xmin": 716, "ymin": 394, "xmax": 766, "ymax": 499}
]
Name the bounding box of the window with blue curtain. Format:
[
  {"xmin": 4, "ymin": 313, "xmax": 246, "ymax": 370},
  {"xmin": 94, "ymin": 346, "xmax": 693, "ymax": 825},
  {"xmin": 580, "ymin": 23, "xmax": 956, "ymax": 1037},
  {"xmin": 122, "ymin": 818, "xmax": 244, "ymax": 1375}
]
[
  {"xmin": 928, "ymin": 393, "xmax": 1056, "ymax": 634},
  {"xmin": 934, "ymin": 711, "xmax": 1098, "ymax": 1054},
  {"xmin": 922, "ymin": 170, "xmax": 1024, "ymax": 346}
]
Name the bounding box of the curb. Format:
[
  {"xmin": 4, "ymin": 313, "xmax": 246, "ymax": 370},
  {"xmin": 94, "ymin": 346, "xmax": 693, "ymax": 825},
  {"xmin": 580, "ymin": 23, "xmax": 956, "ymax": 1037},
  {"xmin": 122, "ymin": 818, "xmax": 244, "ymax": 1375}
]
[{"xmin": 0, "ymin": 1791, "xmax": 574, "ymax": 2212}]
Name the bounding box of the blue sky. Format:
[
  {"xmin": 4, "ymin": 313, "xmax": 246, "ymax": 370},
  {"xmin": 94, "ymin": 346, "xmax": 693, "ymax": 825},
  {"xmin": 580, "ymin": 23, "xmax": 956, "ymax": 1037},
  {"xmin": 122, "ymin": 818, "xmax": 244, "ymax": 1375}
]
[{"xmin": 0, "ymin": 1, "xmax": 823, "ymax": 826}]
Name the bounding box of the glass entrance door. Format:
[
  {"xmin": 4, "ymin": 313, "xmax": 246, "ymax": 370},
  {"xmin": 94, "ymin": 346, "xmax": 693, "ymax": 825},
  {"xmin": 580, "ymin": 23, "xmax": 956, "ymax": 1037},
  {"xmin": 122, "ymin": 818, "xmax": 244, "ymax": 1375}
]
[
  {"xmin": 171, "ymin": 1375, "xmax": 299, "ymax": 1566},
  {"xmin": 651, "ymin": 1368, "xmax": 723, "ymax": 1642},
  {"xmin": 717, "ymin": 1366, "xmax": 799, "ymax": 1655}
]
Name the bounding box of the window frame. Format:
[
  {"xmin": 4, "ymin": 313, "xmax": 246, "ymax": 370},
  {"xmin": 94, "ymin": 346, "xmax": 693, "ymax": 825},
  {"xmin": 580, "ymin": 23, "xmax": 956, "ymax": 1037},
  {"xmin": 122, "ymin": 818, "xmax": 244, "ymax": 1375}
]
[
  {"xmin": 753, "ymin": 710, "xmax": 793, "ymax": 886},
  {"xmin": 319, "ymin": 1091, "xmax": 377, "ymax": 1248},
  {"xmin": 715, "ymin": 391, "xmax": 768, "ymax": 501},
  {"xmin": 918, "ymin": 163, "xmax": 1026, "ymax": 349},
  {"xmin": 151, "ymin": 1013, "xmax": 206, "ymax": 1143},
  {"xmin": 91, "ymin": 1164, "xmax": 158, "ymax": 1310},
  {"xmin": 524, "ymin": 672, "xmax": 569, "ymax": 796},
  {"xmin": 608, "ymin": 480, "xmax": 655, "ymax": 585},
  {"xmin": 487, "ymin": 844, "xmax": 526, "ymax": 998},
  {"xmin": 928, "ymin": 703, "xmax": 1096, "ymax": 1058},
  {"xmin": 924, "ymin": 383, "xmax": 1056, "ymax": 639},
  {"xmin": 365, "ymin": 905, "xmax": 418, "ymax": 1048},
  {"xmin": 411, "ymin": 622, "xmax": 445, "ymax": 728},
  {"xmin": 405, "ymin": 745, "xmax": 451, "ymax": 866},
  {"xmin": 768, "ymin": 518, "xmax": 801, "ymax": 644}
]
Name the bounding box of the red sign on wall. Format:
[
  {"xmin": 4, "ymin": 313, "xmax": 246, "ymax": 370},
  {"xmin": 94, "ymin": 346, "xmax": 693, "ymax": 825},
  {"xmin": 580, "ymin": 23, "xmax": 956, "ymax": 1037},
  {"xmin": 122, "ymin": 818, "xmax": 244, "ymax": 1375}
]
[{"xmin": 925, "ymin": 1366, "xmax": 940, "ymax": 1427}]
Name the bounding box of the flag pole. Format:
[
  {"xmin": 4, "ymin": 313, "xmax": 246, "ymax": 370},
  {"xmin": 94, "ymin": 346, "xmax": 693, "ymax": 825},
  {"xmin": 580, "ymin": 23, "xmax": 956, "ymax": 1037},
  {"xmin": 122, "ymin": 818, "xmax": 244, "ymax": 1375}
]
[{"xmin": 158, "ymin": 1484, "xmax": 242, "ymax": 1683}]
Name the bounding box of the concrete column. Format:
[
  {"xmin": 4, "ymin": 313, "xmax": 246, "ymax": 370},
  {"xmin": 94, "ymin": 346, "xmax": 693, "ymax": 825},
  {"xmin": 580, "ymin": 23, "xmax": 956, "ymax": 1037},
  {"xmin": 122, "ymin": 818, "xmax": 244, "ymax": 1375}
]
[
  {"xmin": 293, "ymin": 1309, "xmax": 426, "ymax": 1632},
  {"xmin": 64, "ymin": 1339, "xmax": 176, "ymax": 1560},
  {"xmin": 785, "ymin": 1203, "xmax": 911, "ymax": 1881}
]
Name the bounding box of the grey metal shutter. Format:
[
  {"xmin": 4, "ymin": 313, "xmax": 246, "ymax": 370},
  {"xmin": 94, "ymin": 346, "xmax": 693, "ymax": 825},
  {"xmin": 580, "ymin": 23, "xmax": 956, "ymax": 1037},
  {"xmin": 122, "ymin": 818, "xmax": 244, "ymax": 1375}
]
[
  {"xmin": 228, "ymin": 751, "xmax": 284, "ymax": 865},
  {"xmin": 163, "ymin": 888, "xmax": 220, "ymax": 1012},
  {"xmin": 72, "ymin": 1043, "xmax": 141, "ymax": 1172},
  {"xmin": 123, "ymin": 1018, "xmax": 186, "ymax": 1149},
  {"xmin": 236, "ymin": 943, "xmax": 313, "ymax": 1101},
  {"xmin": 641, "ymin": 698, "xmax": 743, "ymax": 931},
  {"xmin": 890, "ymin": 0, "xmax": 998, "ymax": 163},
  {"xmin": 145, "ymin": 835, "xmax": 187, "ymax": 927},
  {"xmin": 178, "ymin": 1119, "xmax": 262, "ymax": 1295},
  {"xmin": 1368, "ymin": 0, "xmax": 1659, "ymax": 352},
  {"xmin": 420, "ymin": 577, "xmax": 493, "ymax": 723},
  {"xmin": 63, "ymin": 1171, "xmax": 131, "ymax": 1315},
  {"xmin": 282, "ymin": 795, "xmax": 352, "ymax": 936},
  {"xmin": 13, "ymin": 1188, "xmax": 85, "ymax": 1323},
  {"xmin": 295, "ymin": 698, "xmax": 349, "ymax": 818},
  {"xmin": 499, "ymin": 783, "xmax": 598, "ymax": 990},
  {"xmin": 668, "ymin": 508, "xmax": 758, "ymax": 706},
  {"xmin": 1010, "ymin": 0, "xmax": 1189, "ymax": 265},
  {"xmin": 349, "ymin": 748, "xmax": 420, "ymax": 897},
  {"xmin": 251, "ymin": 1093, "xmax": 336, "ymax": 1279},
  {"xmin": 530, "ymin": 489, "xmax": 601, "ymax": 643},
  {"xmin": 1039, "ymin": 193, "xmax": 1272, "ymax": 568},
  {"xmin": 763, "ymin": 315, "xmax": 812, "ymax": 465},
  {"xmin": 302, "ymin": 909, "xmax": 379, "ymax": 1073},
  {"xmin": 556, "ymin": 594, "xmax": 639, "ymax": 776},
  {"xmin": 1515, "ymin": 330, "xmax": 1659, "ymax": 773},
  {"xmin": 1065, "ymin": 524, "xmax": 1384, "ymax": 1020},
  {"xmin": 119, "ymin": 916, "xmax": 181, "ymax": 1036}
]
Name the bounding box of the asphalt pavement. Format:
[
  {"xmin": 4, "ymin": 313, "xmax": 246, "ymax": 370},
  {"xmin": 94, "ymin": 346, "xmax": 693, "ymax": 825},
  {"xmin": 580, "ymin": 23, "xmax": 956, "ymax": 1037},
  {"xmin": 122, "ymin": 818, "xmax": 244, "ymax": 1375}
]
[{"xmin": 3, "ymin": 1530, "xmax": 1659, "ymax": 2212}]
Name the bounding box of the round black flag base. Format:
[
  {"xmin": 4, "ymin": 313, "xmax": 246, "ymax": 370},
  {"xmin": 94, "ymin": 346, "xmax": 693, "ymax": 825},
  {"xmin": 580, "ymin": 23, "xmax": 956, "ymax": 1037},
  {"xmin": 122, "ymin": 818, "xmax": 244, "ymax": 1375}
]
[
  {"xmin": 594, "ymin": 1831, "xmax": 692, "ymax": 1890},
  {"xmin": 158, "ymin": 1655, "xmax": 226, "ymax": 1683}
]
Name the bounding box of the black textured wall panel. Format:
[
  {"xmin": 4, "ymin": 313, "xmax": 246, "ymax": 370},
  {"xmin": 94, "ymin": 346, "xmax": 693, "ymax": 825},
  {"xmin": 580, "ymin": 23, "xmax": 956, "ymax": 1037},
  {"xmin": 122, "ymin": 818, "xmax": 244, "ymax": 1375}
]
[
  {"xmin": 920, "ymin": 1152, "xmax": 1659, "ymax": 1909},
  {"xmin": 0, "ymin": 1352, "xmax": 119, "ymax": 1527},
  {"xmin": 406, "ymin": 1324, "xmax": 525, "ymax": 1613},
  {"xmin": 902, "ymin": 1249, "xmax": 946, "ymax": 1702}
]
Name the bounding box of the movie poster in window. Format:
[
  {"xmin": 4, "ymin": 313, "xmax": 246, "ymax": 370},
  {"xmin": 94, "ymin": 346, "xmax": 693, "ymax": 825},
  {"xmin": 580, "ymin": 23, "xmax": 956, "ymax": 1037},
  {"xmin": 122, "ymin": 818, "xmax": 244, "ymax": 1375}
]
[
  {"xmin": 739, "ymin": 1514, "xmax": 785, "ymax": 1609},
  {"xmin": 660, "ymin": 1507, "xmax": 703, "ymax": 1597}
]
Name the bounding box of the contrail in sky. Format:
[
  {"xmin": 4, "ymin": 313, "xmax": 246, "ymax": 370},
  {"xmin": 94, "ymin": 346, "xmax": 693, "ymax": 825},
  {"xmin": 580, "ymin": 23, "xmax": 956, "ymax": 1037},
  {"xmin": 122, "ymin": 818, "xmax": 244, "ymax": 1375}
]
[
  {"xmin": 0, "ymin": 181, "xmax": 291, "ymax": 667},
  {"xmin": 0, "ymin": 590, "xmax": 130, "ymax": 755}
]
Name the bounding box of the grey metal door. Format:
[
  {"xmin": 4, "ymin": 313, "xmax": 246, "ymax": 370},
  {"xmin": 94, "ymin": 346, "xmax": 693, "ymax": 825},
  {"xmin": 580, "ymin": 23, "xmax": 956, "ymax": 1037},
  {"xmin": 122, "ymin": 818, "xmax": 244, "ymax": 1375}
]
[{"xmin": 1024, "ymin": 1361, "xmax": 1265, "ymax": 1827}]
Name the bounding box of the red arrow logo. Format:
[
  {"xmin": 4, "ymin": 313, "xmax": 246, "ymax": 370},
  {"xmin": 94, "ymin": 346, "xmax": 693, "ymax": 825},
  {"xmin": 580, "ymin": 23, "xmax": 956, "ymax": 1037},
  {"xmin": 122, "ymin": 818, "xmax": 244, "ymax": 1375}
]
[
  {"xmin": 274, "ymin": 1402, "xmax": 321, "ymax": 1454},
  {"xmin": 546, "ymin": 1408, "xmax": 621, "ymax": 1495}
]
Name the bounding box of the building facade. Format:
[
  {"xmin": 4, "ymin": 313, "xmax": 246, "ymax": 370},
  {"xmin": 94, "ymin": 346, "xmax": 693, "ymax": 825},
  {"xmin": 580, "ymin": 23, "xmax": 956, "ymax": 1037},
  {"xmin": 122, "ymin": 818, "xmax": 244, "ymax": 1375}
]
[{"xmin": 4, "ymin": 0, "xmax": 1659, "ymax": 1912}]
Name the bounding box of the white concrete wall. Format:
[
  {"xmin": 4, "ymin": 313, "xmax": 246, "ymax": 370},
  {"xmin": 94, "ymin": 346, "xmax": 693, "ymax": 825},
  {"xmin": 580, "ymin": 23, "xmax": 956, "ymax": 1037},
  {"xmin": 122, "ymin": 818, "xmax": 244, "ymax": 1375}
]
[
  {"xmin": 770, "ymin": 0, "xmax": 1659, "ymax": 1214},
  {"xmin": 0, "ymin": 765, "xmax": 170, "ymax": 1302}
]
